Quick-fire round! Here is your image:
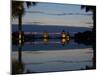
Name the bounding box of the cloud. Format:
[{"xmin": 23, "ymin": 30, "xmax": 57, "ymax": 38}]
[
  {"xmin": 24, "ymin": 21, "xmax": 44, "ymax": 24},
  {"xmin": 26, "ymin": 11, "xmax": 44, "ymax": 14},
  {"xmin": 85, "ymin": 22, "xmax": 93, "ymax": 24},
  {"xmin": 26, "ymin": 10, "xmax": 92, "ymax": 16}
]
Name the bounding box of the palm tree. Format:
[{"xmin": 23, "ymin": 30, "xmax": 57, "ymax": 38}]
[
  {"xmin": 81, "ymin": 5, "xmax": 96, "ymax": 69},
  {"xmin": 12, "ymin": 0, "xmax": 36, "ymax": 70}
]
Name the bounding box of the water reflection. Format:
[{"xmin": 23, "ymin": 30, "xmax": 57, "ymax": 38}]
[
  {"xmin": 24, "ymin": 38, "xmax": 70, "ymax": 45},
  {"xmin": 12, "ymin": 48, "xmax": 93, "ymax": 73},
  {"xmin": 12, "ymin": 31, "xmax": 95, "ymax": 73}
]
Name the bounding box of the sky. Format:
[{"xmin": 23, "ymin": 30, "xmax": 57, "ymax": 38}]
[{"xmin": 12, "ymin": 2, "xmax": 93, "ymax": 28}]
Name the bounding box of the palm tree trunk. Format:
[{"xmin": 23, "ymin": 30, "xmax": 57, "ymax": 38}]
[{"xmin": 18, "ymin": 14, "xmax": 22, "ymax": 65}]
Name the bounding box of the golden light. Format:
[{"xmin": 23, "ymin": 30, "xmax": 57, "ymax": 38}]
[
  {"xmin": 19, "ymin": 39, "xmax": 21, "ymax": 44},
  {"xmin": 67, "ymin": 36, "xmax": 69, "ymax": 40},
  {"xmin": 61, "ymin": 38, "xmax": 66, "ymax": 43},
  {"xmin": 19, "ymin": 33, "xmax": 22, "ymax": 44},
  {"xmin": 62, "ymin": 34, "xmax": 66, "ymax": 38},
  {"xmin": 19, "ymin": 34, "xmax": 21, "ymax": 39},
  {"xmin": 43, "ymin": 38, "xmax": 49, "ymax": 44},
  {"xmin": 43, "ymin": 32, "xmax": 49, "ymax": 38}
]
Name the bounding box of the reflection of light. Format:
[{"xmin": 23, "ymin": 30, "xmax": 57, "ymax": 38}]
[
  {"xmin": 18, "ymin": 32, "xmax": 24, "ymax": 45},
  {"xmin": 19, "ymin": 33, "xmax": 21, "ymax": 44},
  {"xmin": 67, "ymin": 36, "xmax": 69, "ymax": 40},
  {"xmin": 19, "ymin": 40, "xmax": 21, "ymax": 44},
  {"xmin": 61, "ymin": 38, "xmax": 66, "ymax": 45},
  {"xmin": 19, "ymin": 34, "xmax": 21, "ymax": 39},
  {"xmin": 43, "ymin": 38, "xmax": 49, "ymax": 44},
  {"xmin": 61, "ymin": 35, "xmax": 70, "ymax": 45},
  {"xmin": 62, "ymin": 39, "xmax": 66, "ymax": 42}
]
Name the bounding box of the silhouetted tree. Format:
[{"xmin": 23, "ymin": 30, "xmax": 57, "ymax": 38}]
[
  {"xmin": 74, "ymin": 31, "xmax": 92, "ymax": 45},
  {"xmin": 81, "ymin": 5, "xmax": 96, "ymax": 69},
  {"xmin": 12, "ymin": 0, "xmax": 36, "ymax": 73},
  {"xmin": 81, "ymin": 5, "xmax": 96, "ymax": 32},
  {"xmin": 12, "ymin": 59, "xmax": 24, "ymax": 74}
]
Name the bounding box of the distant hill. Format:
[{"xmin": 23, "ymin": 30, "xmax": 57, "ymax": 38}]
[{"xmin": 12, "ymin": 24, "xmax": 92, "ymax": 36}]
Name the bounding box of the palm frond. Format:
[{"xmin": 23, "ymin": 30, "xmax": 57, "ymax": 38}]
[
  {"xmin": 12, "ymin": 1, "xmax": 37, "ymax": 18},
  {"xmin": 81, "ymin": 5, "xmax": 96, "ymax": 12},
  {"xmin": 26, "ymin": 2, "xmax": 36, "ymax": 8},
  {"xmin": 12, "ymin": 1, "xmax": 24, "ymax": 17}
]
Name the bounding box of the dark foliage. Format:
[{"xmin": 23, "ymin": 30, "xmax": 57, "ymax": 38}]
[{"xmin": 74, "ymin": 31, "xmax": 94, "ymax": 45}]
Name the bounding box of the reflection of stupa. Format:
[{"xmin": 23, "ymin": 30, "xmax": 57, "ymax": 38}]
[
  {"xmin": 43, "ymin": 31, "xmax": 49, "ymax": 44},
  {"xmin": 13, "ymin": 30, "xmax": 70, "ymax": 45},
  {"xmin": 43, "ymin": 38, "xmax": 49, "ymax": 44},
  {"xmin": 61, "ymin": 30, "xmax": 70, "ymax": 45}
]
